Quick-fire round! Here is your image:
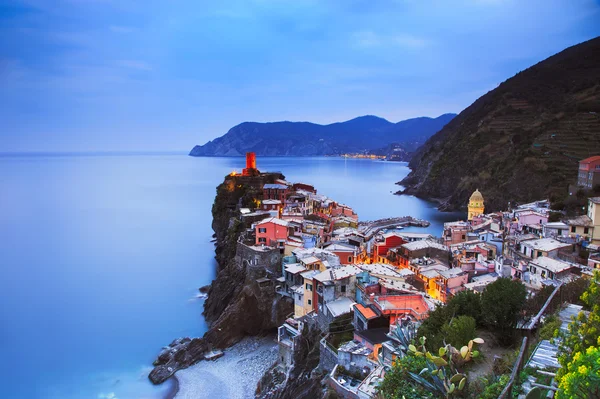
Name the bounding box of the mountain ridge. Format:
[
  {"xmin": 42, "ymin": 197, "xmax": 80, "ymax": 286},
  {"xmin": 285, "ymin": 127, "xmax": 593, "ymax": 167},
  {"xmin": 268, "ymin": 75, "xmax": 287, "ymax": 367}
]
[
  {"xmin": 189, "ymin": 113, "xmax": 456, "ymax": 157},
  {"xmin": 400, "ymin": 36, "xmax": 600, "ymax": 212}
]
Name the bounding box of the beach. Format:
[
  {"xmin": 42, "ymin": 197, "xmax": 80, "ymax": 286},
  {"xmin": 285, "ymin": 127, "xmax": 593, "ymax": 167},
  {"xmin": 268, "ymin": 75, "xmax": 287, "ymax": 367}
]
[{"xmin": 172, "ymin": 336, "xmax": 279, "ymax": 399}]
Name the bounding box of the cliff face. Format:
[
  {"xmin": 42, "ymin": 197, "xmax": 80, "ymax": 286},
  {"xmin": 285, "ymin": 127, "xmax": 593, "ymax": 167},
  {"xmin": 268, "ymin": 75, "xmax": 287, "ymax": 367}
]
[
  {"xmin": 189, "ymin": 114, "xmax": 455, "ymax": 157},
  {"xmin": 149, "ymin": 173, "xmax": 293, "ymax": 384},
  {"xmin": 400, "ymin": 37, "xmax": 600, "ymax": 212}
]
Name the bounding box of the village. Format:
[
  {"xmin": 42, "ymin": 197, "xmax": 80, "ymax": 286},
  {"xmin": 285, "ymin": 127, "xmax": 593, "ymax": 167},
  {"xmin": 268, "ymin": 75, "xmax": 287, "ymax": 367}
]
[{"xmin": 224, "ymin": 153, "xmax": 600, "ymax": 399}]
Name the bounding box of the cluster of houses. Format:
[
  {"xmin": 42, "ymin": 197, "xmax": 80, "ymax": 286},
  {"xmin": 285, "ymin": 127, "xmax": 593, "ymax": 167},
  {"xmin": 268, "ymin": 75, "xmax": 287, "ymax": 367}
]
[{"xmin": 232, "ymin": 153, "xmax": 600, "ymax": 398}]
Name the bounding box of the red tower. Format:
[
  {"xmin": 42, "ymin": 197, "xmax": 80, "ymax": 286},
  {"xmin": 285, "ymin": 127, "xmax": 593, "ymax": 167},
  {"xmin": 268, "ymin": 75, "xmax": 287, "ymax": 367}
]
[{"xmin": 242, "ymin": 152, "xmax": 258, "ymax": 176}]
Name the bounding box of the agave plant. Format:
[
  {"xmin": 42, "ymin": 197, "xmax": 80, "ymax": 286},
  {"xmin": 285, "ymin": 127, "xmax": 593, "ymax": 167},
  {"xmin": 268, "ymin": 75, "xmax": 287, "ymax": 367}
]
[{"xmin": 406, "ymin": 336, "xmax": 484, "ymax": 398}]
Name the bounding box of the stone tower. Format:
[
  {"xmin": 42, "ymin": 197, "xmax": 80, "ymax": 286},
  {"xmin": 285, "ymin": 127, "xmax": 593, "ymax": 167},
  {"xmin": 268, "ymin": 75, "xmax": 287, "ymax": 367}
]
[
  {"xmin": 242, "ymin": 152, "xmax": 259, "ymax": 176},
  {"xmin": 468, "ymin": 189, "xmax": 485, "ymax": 221}
]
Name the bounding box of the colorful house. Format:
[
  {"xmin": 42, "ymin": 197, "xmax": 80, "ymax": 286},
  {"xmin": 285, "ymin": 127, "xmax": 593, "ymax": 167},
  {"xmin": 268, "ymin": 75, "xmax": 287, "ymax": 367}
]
[
  {"xmin": 263, "ymin": 183, "xmax": 289, "ymax": 202},
  {"xmin": 255, "ymin": 217, "xmax": 290, "ymax": 248},
  {"xmin": 373, "ymin": 232, "xmax": 407, "ymax": 264},
  {"xmin": 578, "ymin": 156, "xmax": 600, "ymax": 189}
]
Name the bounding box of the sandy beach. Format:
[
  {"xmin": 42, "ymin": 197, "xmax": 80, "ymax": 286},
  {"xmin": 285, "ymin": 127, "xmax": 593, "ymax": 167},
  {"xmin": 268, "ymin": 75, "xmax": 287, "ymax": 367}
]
[{"xmin": 172, "ymin": 336, "xmax": 279, "ymax": 399}]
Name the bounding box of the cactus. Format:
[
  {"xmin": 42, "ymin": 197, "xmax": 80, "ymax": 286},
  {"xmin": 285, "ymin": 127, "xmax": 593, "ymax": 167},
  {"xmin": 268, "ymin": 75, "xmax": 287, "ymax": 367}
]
[{"xmin": 406, "ymin": 336, "xmax": 484, "ymax": 398}]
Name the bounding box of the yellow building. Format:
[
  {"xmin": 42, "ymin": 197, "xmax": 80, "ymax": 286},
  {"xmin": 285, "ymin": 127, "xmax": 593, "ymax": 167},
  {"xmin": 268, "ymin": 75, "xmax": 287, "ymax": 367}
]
[{"xmin": 468, "ymin": 189, "xmax": 485, "ymax": 221}]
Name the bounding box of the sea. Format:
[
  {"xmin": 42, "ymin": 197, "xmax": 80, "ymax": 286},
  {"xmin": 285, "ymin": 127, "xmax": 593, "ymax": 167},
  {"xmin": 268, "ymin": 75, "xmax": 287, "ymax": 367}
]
[{"xmin": 0, "ymin": 154, "xmax": 464, "ymax": 399}]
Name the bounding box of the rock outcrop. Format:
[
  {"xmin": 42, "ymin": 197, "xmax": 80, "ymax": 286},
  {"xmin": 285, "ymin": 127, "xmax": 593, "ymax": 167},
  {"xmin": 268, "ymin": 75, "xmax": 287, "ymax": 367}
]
[{"xmin": 149, "ymin": 172, "xmax": 294, "ymax": 384}]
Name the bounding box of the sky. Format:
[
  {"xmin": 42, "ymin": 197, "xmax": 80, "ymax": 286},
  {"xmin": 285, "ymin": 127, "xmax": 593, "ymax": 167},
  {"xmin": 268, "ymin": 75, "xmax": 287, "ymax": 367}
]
[{"xmin": 1, "ymin": 0, "xmax": 599, "ymax": 152}]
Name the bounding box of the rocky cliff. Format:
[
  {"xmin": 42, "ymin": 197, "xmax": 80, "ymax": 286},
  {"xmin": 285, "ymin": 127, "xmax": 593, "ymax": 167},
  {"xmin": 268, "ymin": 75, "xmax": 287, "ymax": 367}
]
[
  {"xmin": 400, "ymin": 37, "xmax": 600, "ymax": 212},
  {"xmin": 149, "ymin": 173, "xmax": 293, "ymax": 385},
  {"xmin": 190, "ymin": 114, "xmax": 455, "ymax": 157}
]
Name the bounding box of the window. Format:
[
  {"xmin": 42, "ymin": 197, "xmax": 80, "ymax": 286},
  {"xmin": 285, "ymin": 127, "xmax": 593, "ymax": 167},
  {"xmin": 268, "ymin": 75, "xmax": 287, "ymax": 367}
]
[
  {"xmin": 462, "ymin": 235, "xmax": 466, "ymax": 240},
  {"xmin": 258, "ymin": 227, "xmax": 267, "ymax": 233},
  {"xmin": 348, "ymin": 256, "xmax": 352, "ymax": 263},
  {"xmin": 258, "ymin": 237, "xmax": 266, "ymax": 243},
  {"xmin": 537, "ymin": 251, "xmax": 542, "ymax": 258},
  {"xmin": 305, "ymin": 283, "xmax": 312, "ymax": 291},
  {"xmin": 584, "ymin": 227, "xmax": 589, "ymax": 234},
  {"xmin": 341, "ymin": 285, "xmax": 347, "ymax": 293},
  {"xmin": 307, "ymin": 299, "xmax": 312, "ymax": 305},
  {"xmin": 571, "ymin": 226, "xmax": 576, "ymax": 233}
]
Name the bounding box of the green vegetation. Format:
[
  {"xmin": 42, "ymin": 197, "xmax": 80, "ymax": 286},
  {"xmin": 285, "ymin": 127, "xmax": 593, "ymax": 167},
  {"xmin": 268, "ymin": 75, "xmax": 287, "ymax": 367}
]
[
  {"xmin": 441, "ymin": 315, "xmax": 477, "ymax": 348},
  {"xmin": 556, "ymin": 271, "xmax": 600, "ymax": 398},
  {"xmin": 377, "ymin": 353, "xmax": 434, "ymax": 399},
  {"xmin": 538, "ymin": 314, "xmax": 561, "ymax": 341},
  {"xmin": 481, "ymin": 278, "xmax": 527, "ymax": 345}
]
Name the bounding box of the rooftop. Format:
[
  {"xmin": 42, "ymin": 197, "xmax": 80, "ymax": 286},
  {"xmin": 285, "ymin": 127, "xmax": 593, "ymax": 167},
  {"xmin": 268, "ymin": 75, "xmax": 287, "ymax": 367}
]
[
  {"xmin": 285, "ymin": 263, "xmax": 307, "ymax": 274},
  {"xmin": 354, "ymin": 304, "xmax": 378, "ymax": 320},
  {"xmin": 522, "ymin": 238, "xmax": 571, "ymax": 252},
  {"xmin": 338, "ymin": 340, "xmax": 373, "ymax": 356},
  {"xmin": 438, "ymin": 268, "xmax": 466, "ymax": 279},
  {"xmin": 564, "ymin": 215, "xmax": 594, "ymax": 227},
  {"xmin": 263, "ymin": 183, "xmax": 288, "ymax": 189},
  {"xmin": 580, "ymin": 155, "xmax": 600, "ymax": 164},
  {"xmin": 589, "ymin": 197, "xmax": 600, "ymax": 204},
  {"xmin": 402, "ymin": 240, "xmax": 448, "ymax": 252},
  {"xmin": 355, "ymin": 327, "xmax": 390, "ymax": 345},
  {"xmin": 530, "ymin": 256, "xmax": 575, "ymax": 273},
  {"xmin": 314, "ymin": 265, "xmax": 362, "ymax": 282},
  {"xmin": 358, "ymin": 263, "xmax": 403, "ymax": 279},
  {"xmin": 256, "ymin": 217, "xmax": 289, "ymax": 227},
  {"xmin": 326, "ymin": 297, "xmax": 355, "ymax": 318},
  {"xmin": 262, "ymin": 199, "xmax": 282, "ymax": 205}
]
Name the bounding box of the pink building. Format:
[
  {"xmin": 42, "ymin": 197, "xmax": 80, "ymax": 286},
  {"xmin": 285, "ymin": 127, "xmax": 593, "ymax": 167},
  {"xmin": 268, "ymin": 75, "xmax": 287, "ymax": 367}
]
[{"xmin": 255, "ymin": 217, "xmax": 290, "ymax": 248}]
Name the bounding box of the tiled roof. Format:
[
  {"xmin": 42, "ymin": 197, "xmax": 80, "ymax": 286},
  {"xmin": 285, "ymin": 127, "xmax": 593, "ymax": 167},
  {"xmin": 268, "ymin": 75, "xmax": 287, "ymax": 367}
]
[
  {"xmin": 354, "ymin": 304, "xmax": 378, "ymax": 320},
  {"xmin": 256, "ymin": 217, "xmax": 289, "ymax": 227}
]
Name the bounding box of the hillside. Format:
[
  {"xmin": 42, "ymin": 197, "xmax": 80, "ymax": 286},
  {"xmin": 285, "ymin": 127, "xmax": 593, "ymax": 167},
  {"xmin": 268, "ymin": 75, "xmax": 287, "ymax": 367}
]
[
  {"xmin": 400, "ymin": 37, "xmax": 600, "ymax": 212},
  {"xmin": 189, "ymin": 114, "xmax": 455, "ymax": 157}
]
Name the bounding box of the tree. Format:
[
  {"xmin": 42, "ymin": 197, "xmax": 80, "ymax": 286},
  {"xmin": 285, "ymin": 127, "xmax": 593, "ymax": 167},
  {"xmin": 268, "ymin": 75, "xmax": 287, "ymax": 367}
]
[
  {"xmin": 441, "ymin": 315, "xmax": 476, "ymax": 348},
  {"xmin": 481, "ymin": 278, "xmax": 527, "ymax": 345}
]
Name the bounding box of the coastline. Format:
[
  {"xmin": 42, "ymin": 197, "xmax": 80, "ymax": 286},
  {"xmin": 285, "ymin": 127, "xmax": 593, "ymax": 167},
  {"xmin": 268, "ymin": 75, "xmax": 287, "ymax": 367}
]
[
  {"xmin": 170, "ymin": 336, "xmax": 278, "ymax": 399},
  {"xmin": 164, "ymin": 377, "xmax": 179, "ymax": 399}
]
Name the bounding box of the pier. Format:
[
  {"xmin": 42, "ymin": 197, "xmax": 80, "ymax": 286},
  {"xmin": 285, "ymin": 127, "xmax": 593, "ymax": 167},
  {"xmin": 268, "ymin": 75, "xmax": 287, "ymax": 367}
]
[{"xmin": 358, "ymin": 216, "xmax": 430, "ymax": 240}]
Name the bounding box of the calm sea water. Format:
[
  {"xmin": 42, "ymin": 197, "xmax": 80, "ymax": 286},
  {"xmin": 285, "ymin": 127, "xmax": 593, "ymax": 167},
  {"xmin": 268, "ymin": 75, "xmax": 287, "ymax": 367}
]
[{"xmin": 0, "ymin": 154, "xmax": 463, "ymax": 399}]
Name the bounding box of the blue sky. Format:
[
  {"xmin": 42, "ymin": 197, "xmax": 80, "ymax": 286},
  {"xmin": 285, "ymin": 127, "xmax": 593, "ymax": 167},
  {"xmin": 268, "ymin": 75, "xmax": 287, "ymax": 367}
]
[{"xmin": 1, "ymin": 0, "xmax": 599, "ymax": 152}]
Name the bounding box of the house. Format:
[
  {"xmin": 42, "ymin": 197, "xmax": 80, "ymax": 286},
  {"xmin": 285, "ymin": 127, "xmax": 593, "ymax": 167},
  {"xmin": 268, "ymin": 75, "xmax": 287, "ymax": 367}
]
[
  {"xmin": 564, "ymin": 215, "xmax": 594, "ymax": 242},
  {"xmin": 299, "ymin": 270, "xmax": 320, "ymax": 317},
  {"xmin": 261, "ymin": 199, "xmax": 282, "ymax": 215},
  {"xmin": 372, "ymin": 232, "xmax": 407, "ymax": 263},
  {"xmin": 443, "ymin": 221, "xmax": 471, "ymax": 246},
  {"xmin": 314, "ymin": 266, "xmax": 362, "ymax": 316},
  {"xmin": 255, "ymin": 217, "xmax": 290, "ymax": 248},
  {"xmin": 323, "ymin": 242, "xmax": 360, "ymax": 265},
  {"xmin": 578, "ymin": 155, "xmax": 600, "ymax": 189},
  {"xmin": 543, "ymin": 222, "xmax": 570, "ymax": 239},
  {"xmin": 277, "ymin": 318, "xmax": 303, "ymax": 372},
  {"xmin": 586, "ymin": 197, "xmax": 600, "ymax": 244},
  {"xmin": 293, "ymin": 182, "xmax": 317, "ymax": 193},
  {"xmin": 263, "ymin": 183, "xmax": 289, "ymax": 202},
  {"xmin": 528, "ymin": 257, "xmax": 578, "ymax": 288},
  {"xmin": 520, "ymin": 238, "xmax": 571, "ymax": 260},
  {"xmin": 394, "ymin": 240, "xmax": 450, "ymax": 268},
  {"xmin": 318, "ymin": 296, "xmax": 356, "ymax": 333},
  {"xmin": 463, "ymin": 273, "xmax": 499, "ymax": 293}
]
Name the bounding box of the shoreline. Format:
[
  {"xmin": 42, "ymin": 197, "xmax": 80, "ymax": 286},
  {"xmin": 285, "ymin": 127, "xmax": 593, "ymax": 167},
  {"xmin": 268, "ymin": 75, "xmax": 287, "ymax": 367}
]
[
  {"xmin": 170, "ymin": 336, "xmax": 278, "ymax": 399},
  {"xmin": 163, "ymin": 376, "xmax": 179, "ymax": 399}
]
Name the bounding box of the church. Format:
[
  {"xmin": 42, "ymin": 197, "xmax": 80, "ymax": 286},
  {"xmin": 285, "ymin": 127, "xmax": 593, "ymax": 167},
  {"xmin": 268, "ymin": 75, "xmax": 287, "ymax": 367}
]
[{"xmin": 468, "ymin": 189, "xmax": 485, "ymax": 220}]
